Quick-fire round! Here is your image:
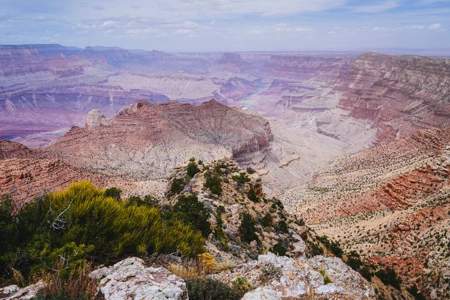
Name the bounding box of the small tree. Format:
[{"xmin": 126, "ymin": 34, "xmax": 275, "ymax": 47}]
[
  {"xmin": 239, "ymin": 213, "xmax": 259, "ymax": 243},
  {"xmin": 187, "ymin": 160, "xmax": 200, "ymax": 178},
  {"xmin": 204, "ymin": 172, "xmax": 222, "ymax": 195}
]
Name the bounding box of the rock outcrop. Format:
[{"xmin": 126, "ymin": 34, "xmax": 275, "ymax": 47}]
[
  {"xmin": 0, "ymin": 141, "xmax": 34, "ymax": 159},
  {"xmin": 0, "ymin": 280, "xmax": 46, "ymax": 300},
  {"xmin": 90, "ymin": 257, "xmax": 188, "ymax": 300},
  {"xmin": 218, "ymin": 253, "xmax": 374, "ymax": 299},
  {"xmin": 47, "ymin": 100, "xmax": 273, "ymax": 180},
  {"xmin": 165, "ymin": 159, "xmax": 303, "ymax": 259}
]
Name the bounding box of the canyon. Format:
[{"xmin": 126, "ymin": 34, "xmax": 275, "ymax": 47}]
[{"xmin": 1, "ymin": 44, "xmax": 450, "ymax": 299}]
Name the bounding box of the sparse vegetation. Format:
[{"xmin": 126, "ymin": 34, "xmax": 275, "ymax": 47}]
[
  {"xmin": 187, "ymin": 158, "xmax": 200, "ymax": 178},
  {"xmin": 239, "ymin": 213, "xmax": 259, "ymax": 243},
  {"xmin": 0, "ymin": 181, "xmax": 204, "ymax": 284},
  {"xmin": 232, "ymin": 172, "xmax": 250, "ymax": 185},
  {"xmin": 319, "ymin": 235, "xmax": 343, "ymax": 257},
  {"xmin": 103, "ymin": 187, "xmax": 122, "ymax": 200},
  {"xmin": 204, "ymin": 171, "xmax": 222, "ymax": 195},
  {"xmin": 232, "ymin": 277, "xmax": 252, "ymax": 295},
  {"xmin": 275, "ymin": 220, "xmax": 289, "ymax": 234},
  {"xmin": 186, "ymin": 278, "xmax": 242, "ymax": 300},
  {"xmin": 246, "ymin": 186, "xmax": 259, "ymax": 202},
  {"xmin": 271, "ymin": 239, "xmax": 289, "ymax": 256},
  {"xmin": 174, "ymin": 193, "xmax": 211, "ymax": 237},
  {"xmin": 169, "ymin": 177, "xmax": 186, "ymax": 195},
  {"xmin": 259, "ymin": 263, "xmax": 282, "ymax": 284}
]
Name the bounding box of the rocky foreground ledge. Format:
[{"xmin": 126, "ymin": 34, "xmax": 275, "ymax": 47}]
[{"xmin": 1, "ymin": 254, "xmax": 373, "ymax": 300}]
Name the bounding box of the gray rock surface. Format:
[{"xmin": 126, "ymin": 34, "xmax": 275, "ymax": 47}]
[
  {"xmin": 90, "ymin": 257, "xmax": 188, "ymax": 300},
  {"xmin": 0, "ymin": 281, "xmax": 45, "ymax": 300}
]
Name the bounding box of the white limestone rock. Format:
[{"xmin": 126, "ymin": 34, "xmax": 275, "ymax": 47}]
[
  {"xmin": 90, "ymin": 257, "xmax": 188, "ymax": 300},
  {"xmin": 0, "ymin": 280, "xmax": 46, "ymax": 300}
]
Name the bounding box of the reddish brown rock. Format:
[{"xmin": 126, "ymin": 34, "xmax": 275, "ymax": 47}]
[
  {"xmin": 46, "ymin": 100, "xmax": 273, "ymax": 180},
  {"xmin": 0, "ymin": 140, "xmax": 34, "ymax": 159},
  {"xmin": 338, "ymin": 53, "xmax": 450, "ymax": 142},
  {"xmin": 296, "ymin": 127, "xmax": 450, "ymax": 298}
]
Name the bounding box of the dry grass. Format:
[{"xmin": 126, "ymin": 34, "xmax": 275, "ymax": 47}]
[
  {"xmin": 168, "ymin": 252, "xmax": 234, "ymax": 280},
  {"xmin": 37, "ymin": 262, "xmax": 98, "ymax": 300}
]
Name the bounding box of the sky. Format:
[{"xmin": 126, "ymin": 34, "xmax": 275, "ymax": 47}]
[{"xmin": 0, "ymin": 0, "xmax": 450, "ymax": 52}]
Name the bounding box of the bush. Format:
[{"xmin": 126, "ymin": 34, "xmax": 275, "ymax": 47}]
[
  {"xmin": 174, "ymin": 193, "xmax": 211, "ymax": 237},
  {"xmin": 169, "ymin": 178, "xmax": 186, "ymax": 195},
  {"xmin": 186, "ymin": 278, "xmax": 242, "ymax": 300},
  {"xmin": 271, "ymin": 239, "xmax": 289, "ymax": 256},
  {"xmin": 204, "ymin": 172, "xmax": 222, "ymax": 195},
  {"xmin": 232, "ymin": 173, "xmax": 250, "ymax": 185},
  {"xmin": 187, "ymin": 160, "xmax": 200, "ymax": 178},
  {"xmin": 103, "ymin": 187, "xmax": 122, "ymax": 200},
  {"xmin": 213, "ymin": 206, "xmax": 228, "ymax": 250},
  {"xmin": 0, "ymin": 181, "xmax": 205, "ymax": 283},
  {"xmin": 239, "ymin": 213, "xmax": 259, "ymax": 243},
  {"xmin": 247, "ymin": 186, "xmax": 259, "ymax": 202},
  {"xmin": 232, "ymin": 277, "xmax": 252, "ymax": 296},
  {"xmin": 275, "ymin": 220, "xmax": 289, "ymax": 234},
  {"xmin": 319, "ymin": 235, "xmax": 343, "ymax": 258},
  {"xmin": 259, "ymin": 213, "xmax": 273, "ymax": 228}
]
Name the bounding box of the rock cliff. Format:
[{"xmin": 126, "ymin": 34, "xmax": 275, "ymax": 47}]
[{"xmin": 47, "ymin": 100, "xmax": 273, "ymax": 180}]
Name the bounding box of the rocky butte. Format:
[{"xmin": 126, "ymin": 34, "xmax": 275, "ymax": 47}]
[{"xmin": 46, "ymin": 99, "xmax": 273, "ymax": 180}]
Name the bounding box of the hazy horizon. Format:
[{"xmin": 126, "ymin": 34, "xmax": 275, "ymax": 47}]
[{"xmin": 1, "ymin": 0, "xmax": 450, "ymax": 52}]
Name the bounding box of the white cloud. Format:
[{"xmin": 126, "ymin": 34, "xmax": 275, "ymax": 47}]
[
  {"xmin": 353, "ymin": 1, "xmax": 400, "ymax": 13},
  {"xmin": 428, "ymin": 23, "xmax": 442, "ymax": 29},
  {"xmin": 274, "ymin": 23, "xmax": 313, "ymax": 33}
]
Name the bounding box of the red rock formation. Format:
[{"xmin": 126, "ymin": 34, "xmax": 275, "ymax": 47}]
[
  {"xmin": 297, "ymin": 127, "xmax": 450, "ymax": 298},
  {"xmin": 0, "ymin": 141, "xmax": 34, "ymax": 159},
  {"xmin": 46, "ymin": 100, "xmax": 273, "ymax": 180},
  {"xmin": 0, "ymin": 157, "xmax": 108, "ymax": 209},
  {"xmin": 338, "ymin": 53, "xmax": 450, "ymax": 142}
]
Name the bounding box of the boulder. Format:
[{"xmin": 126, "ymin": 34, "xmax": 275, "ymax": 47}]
[
  {"xmin": 90, "ymin": 257, "xmax": 188, "ymax": 300},
  {"xmin": 0, "ymin": 280, "xmax": 46, "ymax": 300}
]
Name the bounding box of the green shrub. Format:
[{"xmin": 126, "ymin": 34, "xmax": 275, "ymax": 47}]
[
  {"xmin": 213, "ymin": 206, "xmax": 228, "ymax": 250},
  {"xmin": 319, "ymin": 235, "xmax": 343, "ymax": 258},
  {"xmin": 320, "ymin": 269, "xmax": 333, "ymax": 284},
  {"xmin": 169, "ymin": 178, "xmax": 186, "ymax": 195},
  {"xmin": 187, "ymin": 160, "xmax": 200, "ymax": 178},
  {"xmin": 186, "ymin": 278, "xmax": 242, "ymax": 300},
  {"xmin": 275, "ymin": 220, "xmax": 289, "ymax": 234},
  {"xmin": 247, "ymin": 186, "xmax": 259, "ymax": 202},
  {"xmin": 232, "ymin": 173, "xmax": 250, "ymax": 185},
  {"xmin": 103, "ymin": 187, "xmax": 122, "ymax": 200},
  {"xmin": 232, "ymin": 277, "xmax": 252, "ymax": 296},
  {"xmin": 259, "ymin": 213, "xmax": 273, "ymax": 228},
  {"xmin": 0, "ymin": 181, "xmax": 204, "ymax": 283},
  {"xmin": 174, "ymin": 193, "xmax": 211, "ymax": 237},
  {"xmin": 239, "ymin": 213, "xmax": 259, "ymax": 243},
  {"xmin": 271, "ymin": 239, "xmax": 289, "ymax": 256},
  {"xmin": 204, "ymin": 172, "xmax": 222, "ymax": 195}
]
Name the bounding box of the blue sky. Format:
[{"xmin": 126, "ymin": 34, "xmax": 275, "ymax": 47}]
[{"xmin": 0, "ymin": 0, "xmax": 449, "ymax": 51}]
